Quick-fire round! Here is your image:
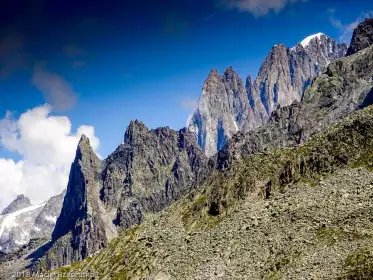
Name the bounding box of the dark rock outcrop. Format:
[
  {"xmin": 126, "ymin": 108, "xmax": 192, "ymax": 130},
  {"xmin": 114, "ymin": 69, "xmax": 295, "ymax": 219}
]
[
  {"xmin": 1, "ymin": 195, "xmax": 32, "ymax": 215},
  {"xmin": 33, "ymin": 124, "xmax": 210, "ymax": 270},
  {"xmin": 347, "ymin": 18, "xmax": 373, "ymax": 56},
  {"xmin": 42, "ymin": 135, "xmax": 108, "ymax": 269},
  {"xmin": 102, "ymin": 122, "xmax": 210, "ymax": 228}
]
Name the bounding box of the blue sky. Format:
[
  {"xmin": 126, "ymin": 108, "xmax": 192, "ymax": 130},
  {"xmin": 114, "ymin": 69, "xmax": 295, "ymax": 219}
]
[{"xmin": 0, "ymin": 0, "xmax": 372, "ymax": 158}]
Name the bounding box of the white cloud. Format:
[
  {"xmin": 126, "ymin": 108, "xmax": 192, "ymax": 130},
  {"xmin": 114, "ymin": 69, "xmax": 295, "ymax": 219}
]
[
  {"xmin": 0, "ymin": 104, "xmax": 100, "ymax": 211},
  {"xmin": 180, "ymin": 97, "xmax": 199, "ymax": 128},
  {"xmin": 219, "ymin": 0, "xmax": 305, "ymax": 16},
  {"xmin": 329, "ymin": 10, "xmax": 373, "ymax": 43},
  {"xmin": 180, "ymin": 97, "xmax": 198, "ymax": 111},
  {"xmin": 32, "ymin": 66, "xmax": 78, "ymax": 112}
]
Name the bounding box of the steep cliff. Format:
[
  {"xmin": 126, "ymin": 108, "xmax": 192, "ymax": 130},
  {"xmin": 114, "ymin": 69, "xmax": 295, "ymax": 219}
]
[
  {"xmin": 347, "ymin": 18, "xmax": 373, "ymax": 56},
  {"xmin": 101, "ymin": 121, "xmax": 210, "ymax": 229},
  {"xmin": 188, "ymin": 68, "xmax": 267, "ymax": 157},
  {"xmin": 189, "ymin": 33, "xmax": 347, "ymax": 157},
  {"xmin": 216, "ymin": 42, "xmax": 373, "ymax": 169},
  {"xmin": 31, "ymin": 124, "xmax": 210, "ymax": 270}
]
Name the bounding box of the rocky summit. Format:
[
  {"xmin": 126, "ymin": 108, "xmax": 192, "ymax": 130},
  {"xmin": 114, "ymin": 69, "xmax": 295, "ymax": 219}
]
[
  {"xmin": 347, "ymin": 18, "xmax": 373, "ymax": 56},
  {"xmin": 52, "ymin": 103, "xmax": 373, "ymax": 280},
  {"xmin": 0, "ymin": 191, "xmax": 65, "ymax": 254},
  {"xmin": 30, "ymin": 123, "xmax": 210, "ymax": 270},
  {"xmin": 1, "ymin": 195, "xmax": 32, "ymax": 215},
  {"xmin": 189, "ymin": 33, "xmax": 347, "ymax": 157},
  {"xmin": 3, "ymin": 17, "xmax": 373, "ymax": 280}
]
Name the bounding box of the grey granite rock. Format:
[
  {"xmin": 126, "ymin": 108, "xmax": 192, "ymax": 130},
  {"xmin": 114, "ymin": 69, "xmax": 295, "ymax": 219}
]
[
  {"xmin": 189, "ymin": 33, "xmax": 347, "ymax": 157},
  {"xmin": 189, "ymin": 68, "xmax": 267, "ymax": 157},
  {"xmin": 32, "ymin": 124, "xmax": 210, "ymax": 270},
  {"xmin": 1, "ymin": 195, "xmax": 32, "ymax": 215},
  {"xmin": 216, "ymin": 43, "xmax": 373, "ymax": 169},
  {"xmin": 44, "ymin": 135, "xmax": 109, "ymax": 269},
  {"xmin": 347, "ymin": 18, "xmax": 373, "ymax": 56},
  {"xmin": 0, "ymin": 191, "xmax": 65, "ymax": 254}
]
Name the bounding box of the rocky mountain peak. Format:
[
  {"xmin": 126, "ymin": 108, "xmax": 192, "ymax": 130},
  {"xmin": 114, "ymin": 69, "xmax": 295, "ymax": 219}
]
[
  {"xmin": 300, "ymin": 32, "xmax": 326, "ymax": 48},
  {"xmin": 1, "ymin": 194, "xmax": 32, "ymax": 215},
  {"xmin": 124, "ymin": 120, "xmax": 148, "ymax": 144},
  {"xmin": 52, "ymin": 133, "xmax": 103, "ymax": 241},
  {"xmin": 189, "ymin": 32, "xmax": 347, "ymax": 157},
  {"xmin": 347, "ymin": 18, "xmax": 373, "ymax": 56}
]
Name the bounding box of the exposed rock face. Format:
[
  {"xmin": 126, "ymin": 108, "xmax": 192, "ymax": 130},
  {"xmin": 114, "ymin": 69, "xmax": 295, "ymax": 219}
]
[
  {"xmin": 1, "ymin": 195, "xmax": 32, "ymax": 215},
  {"xmin": 102, "ymin": 122, "xmax": 210, "ymax": 228},
  {"xmin": 189, "ymin": 33, "xmax": 347, "ymax": 157},
  {"xmin": 51, "ymin": 104, "xmax": 373, "ymax": 279},
  {"xmin": 259, "ymin": 34, "xmax": 347, "ymax": 113},
  {"xmin": 347, "ymin": 18, "xmax": 373, "ymax": 56},
  {"xmin": 216, "ymin": 44, "xmax": 373, "ymax": 169},
  {"xmin": 34, "ymin": 125, "xmax": 210, "ymax": 270},
  {"xmin": 0, "ymin": 192, "xmax": 65, "ymax": 254},
  {"xmin": 46, "ymin": 135, "xmax": 109, "ymax": 268},
  {"xmin": 188, "ymin": 68, "xmax": 267, "ymax": 157},
  {"xmin": 33, "ymin": 191, "xmax": 66, "ymax": 240}
]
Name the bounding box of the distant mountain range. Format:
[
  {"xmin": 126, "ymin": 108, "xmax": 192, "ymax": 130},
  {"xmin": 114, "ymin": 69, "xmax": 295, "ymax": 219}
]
[
  {"xmin": 0, "ymin": 192, "xmax": 65, "ymax": 254},
  {"xmin": 1, "ymin": 17, "xmax": 373, "ymax": 280}
]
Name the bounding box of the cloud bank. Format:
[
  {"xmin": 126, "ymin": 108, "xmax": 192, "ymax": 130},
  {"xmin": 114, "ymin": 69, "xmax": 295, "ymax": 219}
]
[
  {"xmin": 219, "ymin": 0, "xmax": 305, "ymax": 16},
  {"xmin": 32, "ymin": 66, "xmax": 78, "ymax": 112},
  {"xmin": 0, "ymin": 104, "xmax": 100, "ymax": 211}
]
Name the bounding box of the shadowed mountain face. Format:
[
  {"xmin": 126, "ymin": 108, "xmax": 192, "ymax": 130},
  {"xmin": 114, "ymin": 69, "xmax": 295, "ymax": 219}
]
[
  {"xmin": 31, "ymin": 124, "xmax": 210, "ymax": 270},
  {"xmin": 189, "ymin": 34, "xmax": 347, "ymax": 157},
  {"xmin": 347, "ymin": 18, "xmax": 373, "ymax": 56}
]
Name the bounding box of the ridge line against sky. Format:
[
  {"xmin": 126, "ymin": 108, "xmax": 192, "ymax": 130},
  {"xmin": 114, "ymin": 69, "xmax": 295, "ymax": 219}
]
[{"xmin": 0, "ymin": 0, "xmax": 372, "ymax": 209}]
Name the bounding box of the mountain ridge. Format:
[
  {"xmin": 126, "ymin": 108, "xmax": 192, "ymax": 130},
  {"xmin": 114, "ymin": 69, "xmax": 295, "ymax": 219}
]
[
  {"xmin": 3, "ymin": 17, "xmax": 373, "ymax": 280},
  {"xmin": 189, "ymin": 32, "xmax": 348, "ymax": 157}
]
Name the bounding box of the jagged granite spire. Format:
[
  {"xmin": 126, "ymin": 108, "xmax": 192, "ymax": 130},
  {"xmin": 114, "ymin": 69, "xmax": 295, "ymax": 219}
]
[
  {"xmin": 32, "ymin": 125, "xmax": 211, "ymax": 270},
  {"xmin": 189, "ymin": 67, "xmax": 267, "ymax": 157},
  {"xmin": 1, "ymin": 195, "xmax": 32, "ymax": 215},
  {"xmin": 189, "ymin": 33, "xmax": 347, "ymax": 157},
  {"xmin": 347, "ymin": 18, "xmax": 373, "ymax": 56},
  {"xmin": 47, "ymin": 134, "xmax": 108, "ymax": 267}
]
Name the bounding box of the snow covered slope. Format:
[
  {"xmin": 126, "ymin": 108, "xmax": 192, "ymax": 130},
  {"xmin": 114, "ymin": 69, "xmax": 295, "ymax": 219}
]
[{"xmin": 0, "ymin": 191, "xmax": 65, "ymax": 254}]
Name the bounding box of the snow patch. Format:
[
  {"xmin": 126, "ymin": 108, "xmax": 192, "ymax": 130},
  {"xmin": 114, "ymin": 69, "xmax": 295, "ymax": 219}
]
[
  {"xmin": 233, "ymin": 121, "xmax": 239, "ymax": 131},
  {"xmin": 300, "ymin": 33, "xmax": 325, "ymax": 48},
  {"xmin": 44, "ymin": 215, "xmax": 57, "ymax": 223},
  {"xmin": 0, "ymin": 203, "xmax": 45, "ymax": 239}
]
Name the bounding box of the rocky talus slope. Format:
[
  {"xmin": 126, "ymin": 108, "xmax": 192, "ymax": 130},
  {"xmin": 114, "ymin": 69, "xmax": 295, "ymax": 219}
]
[
  {"xmin": 10, "ymin": 18, "xmax": 373, "ymax": 279},
  {"xmin": 189, "ymin": 33, "xmax": 347, "ymax": 156},
  {"xmin": 51, "ymin": 105, "xmax": 373, "ymax": 280},
  {"xmin": 29, "ymin": 125, "xmax": 209, "ymax": 270}
]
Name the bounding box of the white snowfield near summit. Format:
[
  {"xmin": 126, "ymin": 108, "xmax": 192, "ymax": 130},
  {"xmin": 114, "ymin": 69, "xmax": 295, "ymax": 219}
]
[
  {"xmin": 0, "ymin": 203, "xmax": 46, "ymax": 252},
  {"xmin": 0, "ymin": 191, "xmax": 65, "ymax": 254}
]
